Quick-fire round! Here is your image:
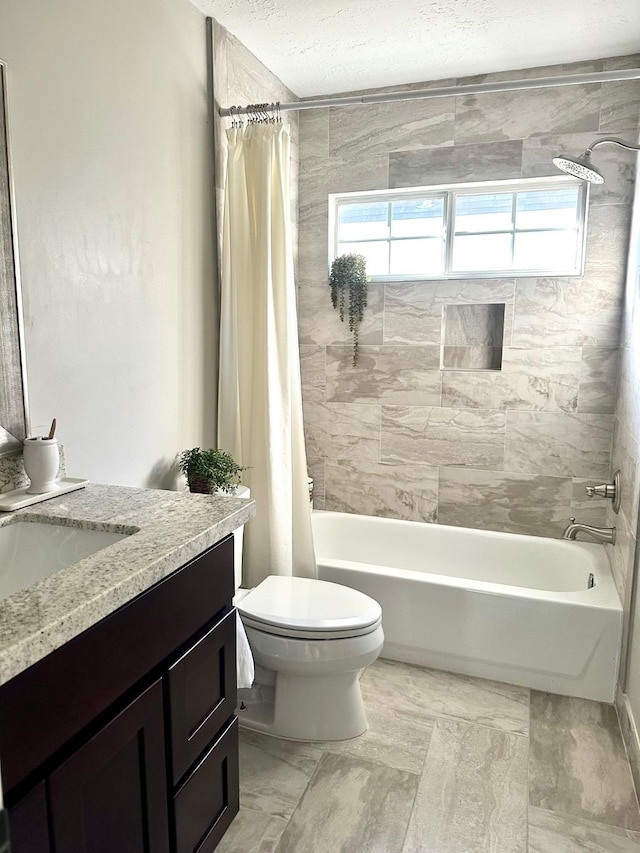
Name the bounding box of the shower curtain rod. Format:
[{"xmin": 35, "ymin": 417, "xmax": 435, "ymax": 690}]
[{"xmin": 219, "ymin": 67, "xmax": 640, "ymax": 117}]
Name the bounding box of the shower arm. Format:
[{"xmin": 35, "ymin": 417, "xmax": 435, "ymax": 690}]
[{"xmin": 586, "ymin": 137, "xmax": 640, "ymax": 155}]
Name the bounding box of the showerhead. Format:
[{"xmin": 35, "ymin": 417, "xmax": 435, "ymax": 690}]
[{"xmin": 552, "ymin": 149, "xmax": 605, "ymax": 184}]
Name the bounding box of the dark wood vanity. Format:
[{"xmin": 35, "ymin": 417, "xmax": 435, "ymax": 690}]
[{"xmin": 0, "ymin": 534, "xmax": 238, "ymax": 853}]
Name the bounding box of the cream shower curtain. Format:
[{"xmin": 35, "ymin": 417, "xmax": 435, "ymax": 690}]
[{"xmin": 218, "ymin": 122, "xmax": 316, "ymax": 588}]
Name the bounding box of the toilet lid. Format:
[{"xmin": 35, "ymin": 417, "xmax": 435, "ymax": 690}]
[{"xmin": 237, "ymin": 576, "xmax": 382, "ymax": 639}]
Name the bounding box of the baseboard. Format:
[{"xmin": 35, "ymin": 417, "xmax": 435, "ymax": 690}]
[{"xmin": 616, "ymin": 687, "xmax": 640, "ymax": 802}]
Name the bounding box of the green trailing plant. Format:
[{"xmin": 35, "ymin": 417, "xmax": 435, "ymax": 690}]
[
  {"xmin": 329, "ymin": 253, "xmax": 368, "ymax": 366},
  {"xmin": 179, "ymin": 447, "xmax": 247, "ymax": 495}
]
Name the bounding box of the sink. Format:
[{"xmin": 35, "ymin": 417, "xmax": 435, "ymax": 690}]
[{"xmin": 0, "ymin": 520, "xmax": 131, "ymax": 601}]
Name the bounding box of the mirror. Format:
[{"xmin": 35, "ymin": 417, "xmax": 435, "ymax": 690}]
[{"xmin": 0, "ymin": 60, "xmax": 29, "ymax": 456}]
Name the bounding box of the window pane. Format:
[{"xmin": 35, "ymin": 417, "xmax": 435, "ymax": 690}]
[
  {"xmin": 391, "ymin": 198, "xmax": 444, "ymax": 237},
  {"xmin": 338, "ymin": 202, "xmax": 389, "ymax": 241},
  {"xmin": 513, "ymin": 231, "xmax": 578, "ymax": 270},
  {"xmin": 455, "ymin": 193, "xmax": 513, "ymax": 233},
  {"xmin": 337, "ymin": 241, "xmax": 389, "ymax": 276},
  {"xmin": 452, "ymin": 234, "xmax": 513, "ymax": 271},
  {"xmin": 390, "ymin": 238, "xmax": 444, "ymax": 276},
  {"xmin": 516, "ymin": 188, "xmax": 579, "ymax": 229}
]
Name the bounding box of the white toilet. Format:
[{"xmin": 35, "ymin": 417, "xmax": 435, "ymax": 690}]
[
  {"xmin": 237, "ymin": 575, "xmax": 384, "ymax": 741},
  {"xmin": 232, "ymin": 503, "xmax": 384, "ymax": 741}
]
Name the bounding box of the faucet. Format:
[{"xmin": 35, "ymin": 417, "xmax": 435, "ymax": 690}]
[{"xmin": 562, "ymin": 517, "xmax": 616, "ymax": 544}]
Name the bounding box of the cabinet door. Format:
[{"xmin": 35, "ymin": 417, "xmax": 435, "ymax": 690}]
[
  {"xmin": 7, "ymin": 783, "xmax": 51, "ymax": 853},
  {"xmin": 49, "ymin": 679, "xmax": 169, "ymax": 853}
]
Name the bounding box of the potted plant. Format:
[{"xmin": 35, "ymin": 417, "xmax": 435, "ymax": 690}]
[
  {"xmin": 329, "ymin": 253, "xmax": 368, "ymax": 366},
  {"xmin": 179, "ymin": 447, "xmax": 247, "ymax": 495}
]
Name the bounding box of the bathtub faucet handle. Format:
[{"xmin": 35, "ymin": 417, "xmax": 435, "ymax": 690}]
[{"xmin": 584, "ymin": 471, "xmax": 621, "ymax": 513}]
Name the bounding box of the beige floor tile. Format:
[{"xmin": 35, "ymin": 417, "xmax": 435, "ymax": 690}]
[
  {"xmin": 322, "ymin": 675, "xmax": 436, "ymax": 774},
  {"xmin": 403, "ymin": 717, "xmax": 528, "ymax": 853},
  {"xmin": 239, "ymin": 729, "xmax": 323, "ymax": 820},
  {"xmin": 216, "ymin": 807, "xmax": 288, "ymax": 853},
  {"xmin": 528, "ymin": 807, "xmax": 640, "ymax": 852},
  {"xmin": 529, "ymin": 692, "xmax": 640, "ymax": 831},
  {"xmin": 276, "ymin": 752, "xmax": 419, "ymax": 853},
  {"xmin": 363, "ymin": 658, "xmax": 530, "ymax": 736}
]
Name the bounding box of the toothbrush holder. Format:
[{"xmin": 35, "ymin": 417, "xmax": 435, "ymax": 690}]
[{"xmin": 23, "ymin": 437, "xmax": 60, "ymax": 494}]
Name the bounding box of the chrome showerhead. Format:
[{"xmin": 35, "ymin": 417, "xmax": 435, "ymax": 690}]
[{"xmin": 552, "ymin": 150, "xmax": 605, "ymax": 184}]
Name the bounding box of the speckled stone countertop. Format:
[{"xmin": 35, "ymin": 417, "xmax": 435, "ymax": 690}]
[{"xmin": 0, "ymin": 483, "xmax": 255, "ymax": 686}]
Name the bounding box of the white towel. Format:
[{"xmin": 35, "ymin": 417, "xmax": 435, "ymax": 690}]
[{"xmin": 236, "ymin": 612, "xmax": 255, "ymax": 688}]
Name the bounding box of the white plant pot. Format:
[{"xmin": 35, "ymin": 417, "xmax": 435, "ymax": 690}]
[{"xmin": 23, "ymin": 438, "xmax": 60, "ymax": 494}]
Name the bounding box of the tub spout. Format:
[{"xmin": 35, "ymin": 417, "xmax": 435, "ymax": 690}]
[{"xmin": 562, "ymin": 517, "xmax": 616, "ymax": 544}]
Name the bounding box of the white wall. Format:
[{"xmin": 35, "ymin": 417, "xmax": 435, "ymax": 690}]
[{"xmin": 0, "ymin": 0, "xmax": 216, "ymax": 488}]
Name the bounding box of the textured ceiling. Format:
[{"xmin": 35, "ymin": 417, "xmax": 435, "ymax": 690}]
[{"xmin": 191, "ymin": 0, "xmax": 640, "ymax": 97}]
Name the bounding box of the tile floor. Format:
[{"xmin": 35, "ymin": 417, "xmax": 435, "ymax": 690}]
[{"xmin": 218, "ymin": 659, "xmax": 640, "ymax": 852}]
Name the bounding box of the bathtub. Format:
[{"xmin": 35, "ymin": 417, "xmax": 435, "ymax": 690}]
[{"xmin": 312, "ymin": 511, "xmax": 623, "ymax": 702}]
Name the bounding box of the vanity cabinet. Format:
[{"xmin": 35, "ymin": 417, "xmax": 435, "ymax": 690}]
[{"xmin": 1, "ymin": 535, "xmax": 239, "ymax": 853}]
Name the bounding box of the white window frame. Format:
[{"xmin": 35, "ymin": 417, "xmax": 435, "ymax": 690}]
[{"xmin": 328, "ymin": 175, "xmax": 589, "ymax": 281}]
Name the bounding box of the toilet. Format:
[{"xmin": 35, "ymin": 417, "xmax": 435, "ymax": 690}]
[{"xmin": 232, "ymin": 502, "xmax": 384, "ymax": 741}]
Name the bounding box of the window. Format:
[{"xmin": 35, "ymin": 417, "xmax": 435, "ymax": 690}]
[{"xmin": 329, "ymin": 177, "xmax": 588, "ymax": 280}]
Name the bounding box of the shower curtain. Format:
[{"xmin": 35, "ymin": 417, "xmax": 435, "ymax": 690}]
[{"xmin": 218, "ymin": 121, "xmax": 316, "ymax": 588}]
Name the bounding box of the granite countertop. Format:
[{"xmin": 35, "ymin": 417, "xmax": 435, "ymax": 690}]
[{"xmin": 0, "ymin": 483, "xmax": 255, "ymax": 687}]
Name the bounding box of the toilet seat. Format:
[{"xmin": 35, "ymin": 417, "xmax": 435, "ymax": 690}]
[{"xmin": 237, "ymin": 576, "xmax": 382, "ymax": 640}]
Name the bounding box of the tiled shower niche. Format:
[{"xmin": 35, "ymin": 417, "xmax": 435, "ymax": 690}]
[{"xmin": 441, "ymin": 303, "xmax": 506, "ymax": 370}]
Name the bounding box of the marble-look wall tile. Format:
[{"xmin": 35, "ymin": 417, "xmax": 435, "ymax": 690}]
[
  {"xmin": 438, "ymin": 469, "xmax": 573, "ymax": 538},
  {"xmin": 299, "ymin": 345, "xmax": 326, "ymax": 403},
  {"xmin": 459, "ymin": 58, "xmax": 604, "ymax": 85},
  {"xmin": 389, "ymin": 141, "xmax": 523, "ymax": 187},
  {"xmin": 608, "ymin": 509, "xmax": 637, "ymax": 605},
  {"xmin": 326, "ymin": 345, "xmax": 441, "ymax": 406},
  {"xmin": 329, "ymin": 97, "xmax": 455, "ymax": 160},
  {"xmin": 504, "ymin": 412, "xmax": 614, "ymax": 479},
  {"xmin": 384, "ymin": 280, "xmax": 515, "ymax": 346},
  {"xmin": 306, "ymin": 457, "xmax": 325, "ymax": 510},
  {"xmin": 522, "ymin": 132, "xmax": 636, "ymax": 206},
  {"xmin": 512, "ymin": 276, "xmax": 622, "ymax": 347},
  {"xmin": 616, "ymin": 347, "xmax": 640, "ymax": 462},
  {"xmin": 600, "ymin": 81, "xmax": 640, "ymax": 133},
  {"xmin": 298, "ymin": 283, "xmax": 384, "ymax": 345},
  {"xmin": 443, "ymin": 303, "xmax": 504, "ymax": 346},
  {"xmin": 442, "ymin": 346, "xmax": 581, "ymax": 412},
  {"xmin": 381, "ymin": 406, "xmax": 505, "ymax": 469},
  {"xmin": 611, "ymin": 420, "xmax": 640, "ymax": 528},
  {"xmin": 402, "ymin": 718, "xmax": 528, "ymax": 853},
  {"xmin": 324, "ymin": 459, "xmax": 438, "ymax": 522},
  {"xmin": 530, "ymin": 691, "xmax": 640, "ymax": 831},
  {"xmin": 299, "ymin": 109, "xmax": 329, "ymax": 160},
  {"xmin": 454, "ymin": 84, "xmax": 602, "ymax": 144},
  {"xmin": 585, "ymin": 204, "xmax": 633, "ymax": 279},
  {"xmin": 528, "ymin": 807, "xmax": 640, "ymax": 853},
  {"xmin": 303, "ymin": 401, "xmax": 380, "ymax": 462},
  {"xmin": 277, "ymin": 752, "xmax": 419, "ymax": 853},
  {"xmin": 441, "ymin": 345, "xmax": 502, "ymax": 370},
  {"xmin": 578, "ymin": 346, "xmax": 620, "ymax": 414}
]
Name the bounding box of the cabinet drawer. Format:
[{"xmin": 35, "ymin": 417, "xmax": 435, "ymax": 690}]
[
  {"xmin": 174, "ymin": 717, "xmax": 239, "ymax": 853},
  {"xmin": 8, "ymin": 783, "xmax": 50, "ymax": 853},
  {"xmin": 168, "ymin": 608, "xmax": 237, "ymax": 784}
]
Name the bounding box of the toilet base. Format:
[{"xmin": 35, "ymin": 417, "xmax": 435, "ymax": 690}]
[{"xmin": 239, "ymin": 670, "xmax": 368, "ymax": 741}]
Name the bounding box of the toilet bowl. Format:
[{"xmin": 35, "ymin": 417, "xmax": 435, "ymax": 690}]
[{"xmin": 236, "ymin": 575, "xmax": 384, "ymax": 741}]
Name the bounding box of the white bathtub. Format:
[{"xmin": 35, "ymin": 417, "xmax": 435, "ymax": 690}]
[{"xmin": 312, "ymin": 511, "xmax": 623, "ymax": 702}]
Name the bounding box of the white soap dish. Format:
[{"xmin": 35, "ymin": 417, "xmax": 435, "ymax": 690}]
[{"xmin": 0, "ymin": 478, "xmax": 89, "ymax": 512}]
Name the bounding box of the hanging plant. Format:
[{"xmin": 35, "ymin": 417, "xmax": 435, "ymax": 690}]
[{"xmin": 329, "ymin": 253, "xmax": 368, "ymax": 366}]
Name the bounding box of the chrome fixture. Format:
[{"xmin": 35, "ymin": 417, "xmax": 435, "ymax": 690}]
[
  {"xmin": 585, "ymin": 470, "xmax": 621, "ymax": 514},
  {"xmin": 553, "ymin": 137, "xmax": 640, "ymax": 184},
  {"xmin": 562, "ymin": 518, "xmax": 616, "ymax": 544}
]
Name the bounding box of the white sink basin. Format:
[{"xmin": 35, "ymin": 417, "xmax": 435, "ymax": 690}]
[{"xmin": 0, "ymin": 520, "xmax": 130, "ymax": 601}]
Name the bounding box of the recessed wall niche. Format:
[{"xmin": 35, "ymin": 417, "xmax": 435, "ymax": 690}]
[{"xmin": 441, "ymin": 303, "xmax": 505, "ymax": 371}]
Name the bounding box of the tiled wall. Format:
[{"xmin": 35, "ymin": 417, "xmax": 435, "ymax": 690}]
[
  {"xmin": 212, "ymin": 20, "xmax": 299, "ymax": 290},
  {"xmin": 613, "ymin": 129, "xmax": 640, "ymax": 789},
  {"xmin": 298, "ymin": 55, "xmax": 640, "ymax": 539}
]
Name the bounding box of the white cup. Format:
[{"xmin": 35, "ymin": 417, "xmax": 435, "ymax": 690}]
[{"xmin": 23, "ymin": 438, "xmax": 60, "ymax": 494}]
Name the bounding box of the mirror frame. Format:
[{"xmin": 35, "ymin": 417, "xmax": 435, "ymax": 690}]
[{"xmin": 0, "ymin": 59, "xmax": 30, "ymax": 456}]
